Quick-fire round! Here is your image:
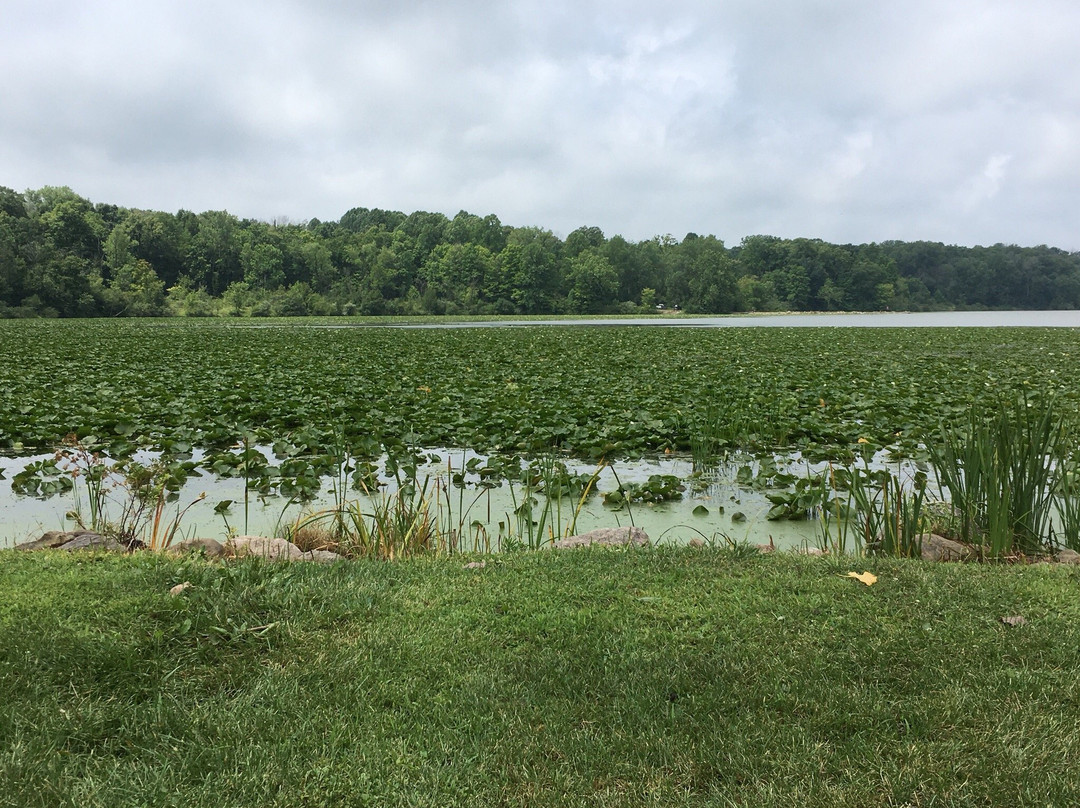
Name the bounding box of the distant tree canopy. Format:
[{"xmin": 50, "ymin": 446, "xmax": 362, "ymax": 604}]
[{"xmin": 2, "ymin": 185, "xmax": 1079, "ymax": 318}]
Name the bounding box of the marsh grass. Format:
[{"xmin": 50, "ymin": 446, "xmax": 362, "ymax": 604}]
[
  {"xmin": 930, "ymin": 395, "xmax": 1065, "ymax": 557},
  {"xmin": 844, "ymin": 466, "xmax": 927, "ymax": 558},
  {"xmin": 502, "ymin": 455, "xmax": 604, "ymax": 550},
  {"xmin": 1051, "ymin": 458, "xmax": 1080, "ymax": 550},
  {"xmin": 688, "ymin": 397, "xmax": 791, "ymax": 473},
  {"xmin": 145, "ymin": 491, "xmax": 206, "ymax": 551},
  {"xmin": 294, "ymin": 489, "xmax": 439, "ymax": 560},
  {"xmin": 818, "ymin": 396, "xmax": 1075, "ymax": 560},
  {"xmin": 815, "ymin": 464, "xmax": 856, "ymax": 554},
  {"xmin": 287, "ymin": 453, "xmax": 606, "ymax": 557},
  {"xmin": 286, "ymin": 459, "xmax": 439, "ymax": 559}
]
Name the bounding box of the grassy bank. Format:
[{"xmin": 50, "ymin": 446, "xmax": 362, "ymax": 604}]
[{"xmin": 2, "ymin": 548, "xmax": 1079, "ymax": 806}]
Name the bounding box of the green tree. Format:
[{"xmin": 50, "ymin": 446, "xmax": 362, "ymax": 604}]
[
  {"xmin": 0, "ymin": 198, "xmax": 29, "ymax": 306},
  {"xmin": 685, "ymin": 250, "xmax": 739, "ymax": 313},
  {"xmin": 221, "ymin": 281, "xmax": 252, "ymax": 316},
  {"xmin": 111, "ymin": 259, "xmax": 166, "ymax": 316},
  {"xmin": 736, "ymin": 275, "xmax": 778, "ymax": 311},
  {"xmin": 818, "ymin": 277, "xmax": 846, "ymax": 310},
  {"xmin": 242, "ymin": 241, "xmax": 286, "ymax": 289},
  {"xmin": 499, "ymin": 242, "xmax": 558, "ymax": 314},
  {"xmin": 564, "ymin": 226, "xmax": 606, "ymax": 258},
  {"xmin": 187, "ymin": 211, "xmax": 243, "ymax": 295},
  {"xmin": 420, "ymin": 243, "xmax": 499, "ymax": 310},
  {"xmin": 0, "ymin": 186, "xmax": 27, "ymax": 218},
  {"xmin": 566, "ymin": 249, "xmax": 618, "ymax": 313},
  {"xmin": 103, "ymin": 225, "xmax": 136, "ymax": 277},
  {"xmin": 767, "ymin": 264, "xmax": 811, "ymax": 310},
  {"xmin": 39, "ymin": 195, "xmax": 104, "ymax": 260}
]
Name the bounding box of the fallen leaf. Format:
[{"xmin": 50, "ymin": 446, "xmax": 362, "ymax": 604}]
[
  {"xmin": 1001, "ymin": 615, "xmax": 1026, "ymax": 627},
  {"xmin": 846, "ymin": 571, "xmax": 878, "ymax": 586},
  {"xmin": 169, "ymin": 581, "xmax": 192, "ymax": 596}
]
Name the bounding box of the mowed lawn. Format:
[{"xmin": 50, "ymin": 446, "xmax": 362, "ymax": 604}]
[{"xmin": 2, "ymin": 546, "xmax": 1079, "ymax": 807}]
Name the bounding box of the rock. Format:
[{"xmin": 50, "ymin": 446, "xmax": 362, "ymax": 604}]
[
  {"xmin": 57, "ymin": 532, "xmax": 127, "ymax": 552},
  {"xmin": 16, "ymin": 530, "xmax": 129, "ymax": 553},
  {"xmin": 919, "ymin": 533, "xmax": 976, "ymax": 562},
  {"xmin": 164, "ymin": 536, "xmax": 340, "ymax": 562},
  {"xmin": 549, "ymin": 527, "xmax": 649, "ymax": 550},
  {"xmin": 301, "ymin": 549, "xmax": 345, "ymax": 563},
  {"xmin": 1054, "ymin": 548, "xmax": 1080, "ymax": 564},
  {"xmin": 167, "ymin": 537, "xmax": 227, "ymax": 558},
  {"xmin": 224, "ymin": 536, "xmax": 305, "ymax": 561},
  {"xmin": 16, "ymin": 529, "xmax": 102, "ymax": 551}
]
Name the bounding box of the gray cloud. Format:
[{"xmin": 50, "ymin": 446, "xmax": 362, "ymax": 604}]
[{"xmin": 2, "ymin": 0, "xmax": 1078, "ymax": 248}]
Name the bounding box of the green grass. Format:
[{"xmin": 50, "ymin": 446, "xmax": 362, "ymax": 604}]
[{"xmin": 3, "ymin": 548, "xmax": 1080, "ymax": 806}]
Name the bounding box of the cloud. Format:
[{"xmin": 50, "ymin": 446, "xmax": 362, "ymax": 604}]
[
  {"xmin": 959, "ymin": 153, "xmax": 1013, "ymax": 209},
  {"xmin": 1, "ymin": 0, "xmax": 1079, "ymax": 248}
]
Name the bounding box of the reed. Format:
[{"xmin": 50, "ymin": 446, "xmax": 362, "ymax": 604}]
[
  {"xmin": 846, "ymin": 466, "xmax": 926, "ymax": 558},
  {"xmin": 501, "ymin": 454, "xmax": 604, "ymax": 550},
  {"xmin": 1050, "ymin": 455, "xmax": 1080, "ymax": 551},
  {"xmin": 287, "ymin": 451, "xmax": 607, "ymax": 558},
  {"xmin": 288, "ymin": 480, "xmax": 438, "ymax": 560},
  {"xmin": 929, "ymin": 394, "xmax": 1063, "ymax": 557},
  {"xmin": 146, "ymin": 490, "xmax": 206, "ymax": 551},
  {"xmin": 815, "ymin": 464, "xmax": 856, "ymax": 555},
  {"xmin": 687, "ymin": 396, "xmax": 789, "ymax": 471}
]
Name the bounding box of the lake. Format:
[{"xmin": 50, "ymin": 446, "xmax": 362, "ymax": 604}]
[{"xmin": 390, "ymin": 311, "xmax": 1080, "ymax": 329}]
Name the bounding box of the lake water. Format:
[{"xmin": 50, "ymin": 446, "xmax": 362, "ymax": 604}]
[
  {"xmin": 392, "ymin": 311, "xmax": 1080, "ymax": 329},
  {"xmin": 0, "ymin": 447, "xmax": 869, "ymax": 551}
]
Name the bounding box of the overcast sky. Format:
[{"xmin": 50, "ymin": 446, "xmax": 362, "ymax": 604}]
[{"xmin": 2, "ymin": 0, "xmax": 1078, "ymax": 249}]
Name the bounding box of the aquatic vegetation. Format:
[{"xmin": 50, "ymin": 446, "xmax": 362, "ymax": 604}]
[
  {"xmin": 3, "ymin": 319, "xmax": 1080, "ymax": 550},
  {"xmin": 3, "ymin": 319, "xmax": 1080, "ymax": 468},
  {"xmin": 603, "ymin": 474, "xmax": 685, "ymax": 506},
  {"xmin": 1052, "ymin": 459, "xmax": 1080, "ymax": 550},
  {"xmin": 846, "ymin": 466, "xmax": 928, "ymax": 558},
  {"xmin": 929, "ymin": 395, "xmax": 1066, "ymax": 557}
]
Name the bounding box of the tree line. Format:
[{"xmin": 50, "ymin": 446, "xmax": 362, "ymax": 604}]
[{"xmin": 2, "ymin": 185, "xmax": 1079, "ymax": 318}]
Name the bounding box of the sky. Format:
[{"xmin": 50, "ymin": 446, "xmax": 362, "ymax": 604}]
[{"xmin": 2, "ymin": 0, "xmax": 1079, "ymax": 249}]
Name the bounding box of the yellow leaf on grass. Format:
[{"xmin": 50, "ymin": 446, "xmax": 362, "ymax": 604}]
[{"xmin": 847, "ymin": 571, "xmax": 877, "ymax": 586}]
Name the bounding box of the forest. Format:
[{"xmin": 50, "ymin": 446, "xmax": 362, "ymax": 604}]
[{"xmin": 1, "ymin": 185, "xmax": 1079, "ymax": 318}]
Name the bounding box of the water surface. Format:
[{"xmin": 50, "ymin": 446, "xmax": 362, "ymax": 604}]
[{"xmin": 264, "ymin": 311, "xmax": 1080, "ymax": 329}]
